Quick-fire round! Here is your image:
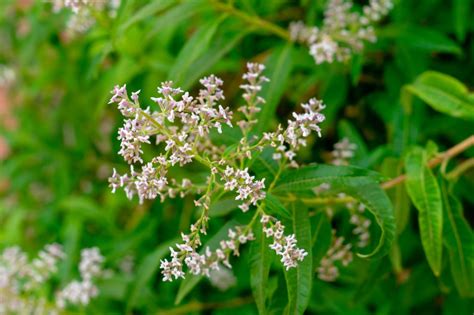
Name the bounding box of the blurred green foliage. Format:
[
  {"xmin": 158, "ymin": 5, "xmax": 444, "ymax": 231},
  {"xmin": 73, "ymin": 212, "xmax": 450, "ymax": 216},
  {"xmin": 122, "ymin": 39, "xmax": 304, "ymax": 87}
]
[{"xmin": 0, "ymin": 0, "xmax": 473, "ymax": 314}]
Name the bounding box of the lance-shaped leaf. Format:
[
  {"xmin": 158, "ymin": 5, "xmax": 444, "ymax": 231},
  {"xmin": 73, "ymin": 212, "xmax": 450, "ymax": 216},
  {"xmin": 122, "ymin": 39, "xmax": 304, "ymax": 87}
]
[
  {"xmin": 118, "ymin": 0, "xmax": 176, "ymax": 33},
  {"xmin": 250, "ymin": 221, "xmax": 272, "ymax": 314},
  {"xmin": 255, "ymin": 44, "xmax": 294, "ymax": 133},
  {"xmin": 404, "ymin": 71, "xmax": 474, "ymax": 120},
  {"xmin": 273, "ymin": 165, "xmax": 395, "ymax": 259},
  {"xmin": 126, "ymin": 238, "xmax": 178, "ymax": 311},
  {"xmin": 440, "ymin": 180, "xmax": 474, "ymax": 297},
  {"xmin": 310, "ymin": 212, "xmax": 332, "ymax": 268},
  {"xmin": 404, "ymin": 147, "xmax": 443, "ymax": 276},
  {"xmin": 168, "ymin": 15, "xmax": 227, "ymax": 87},
  {"xmin": 284, "ymin": 202, "xmax": 312, "ymax": 315}
]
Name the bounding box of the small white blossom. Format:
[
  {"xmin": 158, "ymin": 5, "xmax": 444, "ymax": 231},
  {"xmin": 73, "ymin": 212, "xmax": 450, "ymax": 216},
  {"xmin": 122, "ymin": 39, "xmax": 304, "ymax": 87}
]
[
  {"xmin": 51, "ymin": 0, "xmax": 121, "ymax": 34},
  {"xmin": 209, "ymin": 266, "xmax": 237, "ymax": 291},
  {"xmin": 332, "ymin": 138, "xmax": 357, "ymax": 165},
  {"xmin": 160, "ymin": 226, "xmax": 254, "ymax": 281},
  {"xmin": 348, "ymin": 203, "xmax": 371, "ymax": 248},
  {"xmin": 289, "ymin": 0, "xmax": 393, "ymax": 64},
  {"xmin": 221, "ymin": 167, "xmax": 266, "ymax": 212},
  {"xmin": 0, "ymin": 244, "xmax": 105, "ymax": 313},
  {"xmin": 108, "ymin": 62, "xmax": 327, "ymax": 283},
  {"xmin": 317, "ymin": 230, "xmax": 353, "ymax": 281},
  {"xmin": 56, "ymin": 247, "xmax": 104, "ymax": 309},
  {"xmin": 260, "ymin": 215, "xmax": 308, "ymax": 270}
]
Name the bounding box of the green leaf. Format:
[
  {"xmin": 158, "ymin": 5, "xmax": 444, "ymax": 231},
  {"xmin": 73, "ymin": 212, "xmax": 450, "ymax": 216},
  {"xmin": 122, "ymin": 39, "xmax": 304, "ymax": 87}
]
[
  {"xmin": 60, "ymin": 214, "xmax": 83, "ymax": 283},
  {"xmin": 284, "ymin": 202, "xmax": 312, "ymax": 315},
  {"xmin": 389, "ymin": 239, "xmax": 403, "ymax": 274},
  {"xmin": 250, "ymin": 222, "xmax": 272, "ymax": 315},
  {"xmin": 209, "ymin": 198, "xmax": 240, "ymax": 217},
  {"xmin": 265, "ymin": 194, "xmax": 291, "ymax": 220},
  {"xmin": 118, "ymin": 0, "xmax": 176, "ymax": 33},
  {"xmin": 181, "ymin": 26, "xmax": 250, "ymax": 90},
  {"xmin": 394, "ymin": 25, "xmax": 462, "ymax": 55},
  {"xmin": 251, "ymin": 147, "xmax": 279, "ymax": 183},
  {"xmin": 126, "ymin": 239, "xmax": 178, "ymax": 311},
  {"xmin": 404, "ymin": 147, "xmax": 443, "ymax": 276},
  {"xmin": 145, "ymin": 1, "xmax": 209, "ymax": 41},
  {"xmin": 440, "ymin": 180, "xmax": 474, "ymax": 297},
  {"xmin": 381, "ymin": 157, "xmax": 410, "ymax": 234},
  {"xmin": 274, "ymin": 165, "xmax": 395, "ymax": 259},
  {"xmin": 310, "ymin": 212, "xmax": 332, "ymax": 268},
  {"xmin": 168, "ymin": 15, "xmax": 227, "ymax": 86},
  {"xmin": 58, "ymin": 196, "xmax": 111, "ymax": 226},
  {"xmin": 337, "ymin": 120, "xmax": 369, "ymax": 164},
  {"xmin": 453, "ymin": 0, "xmax": 471, "ymax": 41},
  {"xmin": 405, "ymin": 71, "xmax": 474, "ymax": 120},
  {"xmin": 256, "ymin": 44, "xmax": 294, "ymax": 133},
  {"xmin": 350, "ymin": 54, "xmax": 363, "ymax": 85},
  {"xmin": 274, "ymin": 164, "xmax": 385, "ymax": 189}
]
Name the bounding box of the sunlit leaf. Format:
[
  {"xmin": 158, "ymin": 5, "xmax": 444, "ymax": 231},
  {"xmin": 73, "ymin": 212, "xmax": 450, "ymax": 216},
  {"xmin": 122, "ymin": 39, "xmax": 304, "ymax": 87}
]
[
  {"xmin": 284, "ymin": 202, "xmax": 312, "ymax": 315},
  {"xmin": 250, "ymin": 222, "xmax": 272, "ymax": 314},
  {"xmin": 168, "ymin": 15, "xmax": 227, "ymax": 86},
  {"xmin": 274, "ymin": 165, "xmax": 395, "ymax": 259},
  {"xmin": 404, "ymin": 146, "xmax": 443, "ymax": 276},
  {"xmin": 405, "ymin": 71, "xmax": 474, "ymax": 120},
  {"xmin": 440, "ymin": 180, "xmax": 474, "ymax": 297},
  {"xmin": 256, "ymin": 44, "xmax": 294, "ymax": 133}
]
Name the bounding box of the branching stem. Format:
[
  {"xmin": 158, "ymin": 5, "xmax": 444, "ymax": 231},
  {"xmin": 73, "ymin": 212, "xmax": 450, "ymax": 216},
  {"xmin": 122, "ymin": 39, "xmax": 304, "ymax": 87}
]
[{"xmin": 381, "ymin": 135, "xmax": 474, "ymax": 190}]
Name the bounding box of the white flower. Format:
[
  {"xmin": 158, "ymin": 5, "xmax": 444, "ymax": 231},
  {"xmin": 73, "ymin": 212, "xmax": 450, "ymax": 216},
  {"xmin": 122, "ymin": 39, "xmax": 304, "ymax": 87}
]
[
  {"xmin": 289, "ymin": 0, "xmax": 393, "ymax": 64},
  {"xmin": 317, "ymin": 230, "xmax": 353, "ymax": 282},
  {"xmin": 79, "ymin": 247, "xmax": 104, "ymax": 281},
  {"xmin": 57, "ymin": 247, "xmax": 104, "ymax": 309},
  {"xmin": 332, "ymin": 138, "xmax": 357, "ymax": 165},
  {"xmin": 209, "ymin": 266, "xmax": 236, "ymax": 291},
  {"xmin": 261, "ymin": 216, "xmax": 308, "ymax": 270},
  {"xmin": 160, "ymin": 227, "xmax": 254, "ymax": 281}
]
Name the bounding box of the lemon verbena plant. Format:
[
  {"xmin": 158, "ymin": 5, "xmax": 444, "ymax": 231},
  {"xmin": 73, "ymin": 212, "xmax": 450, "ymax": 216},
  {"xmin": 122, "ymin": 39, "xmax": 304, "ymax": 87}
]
[{"xmin": 108, "ymin": 63, "xmax": 324, "ymax": 280}]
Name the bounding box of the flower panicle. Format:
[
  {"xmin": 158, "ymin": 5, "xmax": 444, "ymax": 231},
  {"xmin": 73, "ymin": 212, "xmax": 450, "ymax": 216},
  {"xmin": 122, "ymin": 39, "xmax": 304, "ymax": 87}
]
[
  {"xmin": 289, "ymin": 0, "xmax": 393, "ymax": 64},
  {"xmin": 108, "ymin": 62, "xmax": 326, "ymax": 281}
]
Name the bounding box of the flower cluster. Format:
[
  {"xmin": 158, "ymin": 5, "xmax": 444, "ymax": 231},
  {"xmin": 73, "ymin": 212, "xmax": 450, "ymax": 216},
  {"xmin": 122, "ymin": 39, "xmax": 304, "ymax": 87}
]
[
  {"xmin": 0, "ymin": 244, "xmax": 65, "ymax": 299},
  {"xmin": 332, "ymin": 137, "xmax": 357, "ymax": 165},
  {"xmin": 108, "ymin": 62, "xmax": 325, "ymax": 281},
  {"xmin": 209, "ymin": 266, "xmax": 237, "ymax": 291},
  {"xmin": 0, "ymin": 244, "xmax": 104, "ymax": 313},
  {"xmin": 51, "ymin": 0, "xmax": 121, "ymax": 34},
  {"xmin": 289, "ymin": 0, "xmax": 393, "ymax": 64},
  {"xmin": 56, "ymin": 247, "xmax": 104, "ymax": 308},
  {"xmin": 221, "ymin": 166, "xmax": 266, "ymax": 212},
  {"xmin": 317, "ymin": 230, "xmax": 353, "ymax": 281},
  {"xmin": 262, "ymin": 97, "xmax": 325, "ymax": 163},
  {"xmin": 24, "ymin": 244, "xmax": 65, "ymax": 290},
  {"xmin": 261, "ymin": 215, "xmax": 308, "ymax": 270},
  {"xmin": 348, "ymin": 203, "xmax": 371, "ymax": 248},
  {"xmin": 237, "ymin": 63, "xmax": 269, "ymax": 132},
  {"xmin": 160, "ymin": 226, "xmax": 254, "ymax": 282}
]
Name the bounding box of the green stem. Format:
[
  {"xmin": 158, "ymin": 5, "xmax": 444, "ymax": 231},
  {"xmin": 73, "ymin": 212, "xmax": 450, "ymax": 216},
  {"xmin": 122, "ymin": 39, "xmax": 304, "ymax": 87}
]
[
  {"xmin": 445, "ymin": 158, "xmax": 474, "ymax": 181},
  {"xmin": 209, "ymin": 0, "xmax": 291, "ymax": 41},
  {"xmin": 279, "ymin": 195, "xmax": 354, "ymax": 206}
]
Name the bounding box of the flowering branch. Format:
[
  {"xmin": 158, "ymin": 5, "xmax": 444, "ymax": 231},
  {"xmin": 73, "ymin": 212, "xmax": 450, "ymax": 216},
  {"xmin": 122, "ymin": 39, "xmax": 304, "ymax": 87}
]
[
  {"xmin": 289, "ymin": 0, "xmax": 393, "ymax": 64},
  {"xmin": 108, "ymin": 62, "xmax": 326, "ymax": 281}
]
